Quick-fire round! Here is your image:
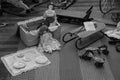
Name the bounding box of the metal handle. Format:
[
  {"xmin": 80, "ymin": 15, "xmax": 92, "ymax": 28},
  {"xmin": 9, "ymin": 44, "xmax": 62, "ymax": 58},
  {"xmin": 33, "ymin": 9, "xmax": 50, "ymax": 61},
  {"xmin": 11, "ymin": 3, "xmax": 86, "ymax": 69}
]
[{"xmin": 62, "ymin": 32, "xmax": 77, "ymax": 44}]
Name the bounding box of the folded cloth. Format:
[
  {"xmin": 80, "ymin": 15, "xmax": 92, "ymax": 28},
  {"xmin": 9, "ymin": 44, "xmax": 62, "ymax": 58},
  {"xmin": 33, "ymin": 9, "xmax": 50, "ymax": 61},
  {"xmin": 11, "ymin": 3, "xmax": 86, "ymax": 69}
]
[{"xmin": 1, "ymin": 47, "xmax": 51, "ymax": 76}]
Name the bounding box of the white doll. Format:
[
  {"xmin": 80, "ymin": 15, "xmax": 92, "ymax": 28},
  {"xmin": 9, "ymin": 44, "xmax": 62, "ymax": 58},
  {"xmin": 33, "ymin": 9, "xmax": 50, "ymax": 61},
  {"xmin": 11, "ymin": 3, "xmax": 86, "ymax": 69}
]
[
  {"xmin": 43, "ymin": 3, "xmax": 60, "ymax": 32},
  {"xmin": 39, "ymin": 27, "xmax": 61, "ymax": 53}
]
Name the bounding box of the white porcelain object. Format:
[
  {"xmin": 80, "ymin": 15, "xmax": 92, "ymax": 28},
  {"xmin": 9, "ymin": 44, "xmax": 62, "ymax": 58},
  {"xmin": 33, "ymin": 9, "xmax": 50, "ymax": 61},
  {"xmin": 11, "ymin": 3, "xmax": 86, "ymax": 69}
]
[
  {"xmin": 49, "ymin": 25, "xmax": 58, "ymax": 32},
  {"xmin": 17, "ymin": 54, "xmax": 24, "ymax": 58},
  {"xmin": 35, "ymin": 56, "xmax": 48, "ymax": 64},
  {"xmin": 22, "ymin": 57, "xmax": 31, "ymax": 62},
  {"xmin": 13, "ymin": 62, "xmax": 26, "ymax": 69}
]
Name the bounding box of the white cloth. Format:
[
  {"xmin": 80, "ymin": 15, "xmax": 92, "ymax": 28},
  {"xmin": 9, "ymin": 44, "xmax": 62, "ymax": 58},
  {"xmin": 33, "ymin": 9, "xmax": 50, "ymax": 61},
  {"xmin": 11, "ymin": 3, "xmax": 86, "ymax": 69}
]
[{"xmin": 1, "ymin": 47, "xmax": 51, "ymax": 76}]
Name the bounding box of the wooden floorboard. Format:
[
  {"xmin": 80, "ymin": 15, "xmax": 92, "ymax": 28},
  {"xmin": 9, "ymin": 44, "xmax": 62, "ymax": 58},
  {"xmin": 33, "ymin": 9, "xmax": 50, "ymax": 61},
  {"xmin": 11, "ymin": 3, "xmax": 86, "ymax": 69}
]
[{"xmin": 0, "ymin": 0, "xmax": 120, "ymax": 80}]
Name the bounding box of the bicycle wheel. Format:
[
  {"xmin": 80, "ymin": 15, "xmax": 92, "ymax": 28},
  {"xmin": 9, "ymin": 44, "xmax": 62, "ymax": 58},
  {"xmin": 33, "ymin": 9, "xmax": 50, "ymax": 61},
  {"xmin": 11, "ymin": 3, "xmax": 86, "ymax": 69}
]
[{"xmin": 99, "ymin": 0, "xmax": 114, "ymax": 15}]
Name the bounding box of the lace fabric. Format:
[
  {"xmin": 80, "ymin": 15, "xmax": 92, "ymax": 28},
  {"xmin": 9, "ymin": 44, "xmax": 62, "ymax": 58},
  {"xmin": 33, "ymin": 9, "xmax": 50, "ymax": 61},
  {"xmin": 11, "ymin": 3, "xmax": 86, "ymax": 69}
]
[{"xmin": 40, "ymin": 32, "xmax": 61, "ymax": 53}]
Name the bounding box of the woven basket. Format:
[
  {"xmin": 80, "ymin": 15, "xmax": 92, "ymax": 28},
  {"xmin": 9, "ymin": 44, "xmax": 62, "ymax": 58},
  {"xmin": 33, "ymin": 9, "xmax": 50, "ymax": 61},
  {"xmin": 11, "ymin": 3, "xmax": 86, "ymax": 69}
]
[
  {"xmin": 17, "ymin": 16, "xmax": 44, "ymax": 46},
  {"xmin": 19, "ymin": 26, "xmax": 40, "ymax": 46}
]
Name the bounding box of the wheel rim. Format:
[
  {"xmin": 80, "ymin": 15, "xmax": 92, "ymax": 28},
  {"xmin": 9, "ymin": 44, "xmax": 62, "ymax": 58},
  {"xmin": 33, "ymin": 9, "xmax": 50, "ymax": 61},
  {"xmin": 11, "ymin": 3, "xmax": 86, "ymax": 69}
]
[{"xmin": 99, "ymin": 0, "xmax": 114, "ymax": 15}]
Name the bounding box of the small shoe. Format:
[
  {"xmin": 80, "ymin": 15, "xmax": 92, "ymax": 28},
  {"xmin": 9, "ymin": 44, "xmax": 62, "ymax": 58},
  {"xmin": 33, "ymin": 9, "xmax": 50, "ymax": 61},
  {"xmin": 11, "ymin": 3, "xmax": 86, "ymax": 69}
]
[{"xmin": 94, "ymin": 57, "xmax": 105, "ymax": 68}]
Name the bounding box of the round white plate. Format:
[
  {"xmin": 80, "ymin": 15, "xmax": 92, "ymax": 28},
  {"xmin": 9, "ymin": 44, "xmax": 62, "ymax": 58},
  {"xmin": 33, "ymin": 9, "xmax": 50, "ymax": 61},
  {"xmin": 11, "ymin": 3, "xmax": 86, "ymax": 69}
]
[
  {"xmin": 22, "ymin": 57, "xmax": 31, "ymax": 62},
  {"xmin": 13, "ymin": 61, "xmax": 26, "ymax": 69},
  {"xmin": 35, "ymin": 56, "xmax": 48, "ymax": 64}
]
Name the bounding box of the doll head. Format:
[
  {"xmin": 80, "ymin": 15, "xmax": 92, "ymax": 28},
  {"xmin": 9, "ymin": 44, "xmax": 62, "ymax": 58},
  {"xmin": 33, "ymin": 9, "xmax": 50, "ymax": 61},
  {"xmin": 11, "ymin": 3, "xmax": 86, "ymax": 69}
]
[
  {"xmin": 39, "ymin": 25, "xmax": 48, "ymax": 35},
  {"xmin": 48, "ymin": 3, "xmax": 55, "ymax": 10}
]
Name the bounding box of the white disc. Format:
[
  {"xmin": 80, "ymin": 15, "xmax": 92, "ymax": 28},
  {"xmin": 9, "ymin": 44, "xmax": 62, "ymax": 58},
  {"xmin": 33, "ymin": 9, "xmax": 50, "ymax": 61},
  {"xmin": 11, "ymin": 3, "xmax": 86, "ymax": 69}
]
[
  {"xmin": 13, "ymin": 61, "xmax": 26, "ymax": 69},
  {"xmin": 22, "ymin": 57, "xmax": 31, "ymax": 62},
  {"xmin": 35, "ymin": 56, "xmax": 48, "ymax": 64}
]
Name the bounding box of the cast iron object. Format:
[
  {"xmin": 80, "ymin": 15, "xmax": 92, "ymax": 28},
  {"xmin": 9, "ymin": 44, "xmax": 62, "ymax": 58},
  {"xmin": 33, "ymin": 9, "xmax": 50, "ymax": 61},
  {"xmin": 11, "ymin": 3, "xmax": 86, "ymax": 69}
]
[
  {"xmin": 94, "ymin": 61, "xmax": 104, "ymax": 68},
  {"xmin": 62, "ymin": 32, "xmax": 78, "ymax": 45}
]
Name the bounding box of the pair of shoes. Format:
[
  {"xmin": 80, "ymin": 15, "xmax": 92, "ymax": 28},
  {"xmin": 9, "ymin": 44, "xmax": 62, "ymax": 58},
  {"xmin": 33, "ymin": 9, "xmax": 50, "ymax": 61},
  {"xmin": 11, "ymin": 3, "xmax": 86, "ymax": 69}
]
[
  {"xmin": 79, "ymin": 45, "xmax": 108, "ymax": 68},
  {"xmin": 79, "ymin": 49, "xmax": 105, "ymax": 68}
]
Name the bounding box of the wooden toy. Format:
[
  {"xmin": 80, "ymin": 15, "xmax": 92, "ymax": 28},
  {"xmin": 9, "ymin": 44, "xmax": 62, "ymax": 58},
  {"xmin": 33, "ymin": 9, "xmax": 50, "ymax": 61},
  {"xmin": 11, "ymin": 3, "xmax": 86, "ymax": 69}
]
[{"xmin": 62, "ymin": 22, "xmax": 105, "ymax": 50}]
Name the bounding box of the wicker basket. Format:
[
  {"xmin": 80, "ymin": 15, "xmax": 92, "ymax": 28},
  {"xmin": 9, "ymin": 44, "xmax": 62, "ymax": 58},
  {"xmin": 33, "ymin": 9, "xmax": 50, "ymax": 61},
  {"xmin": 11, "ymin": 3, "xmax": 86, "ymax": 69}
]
[{"xmin": 17, "ymin": 16, "xmax": 44, "ymax": 46}]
